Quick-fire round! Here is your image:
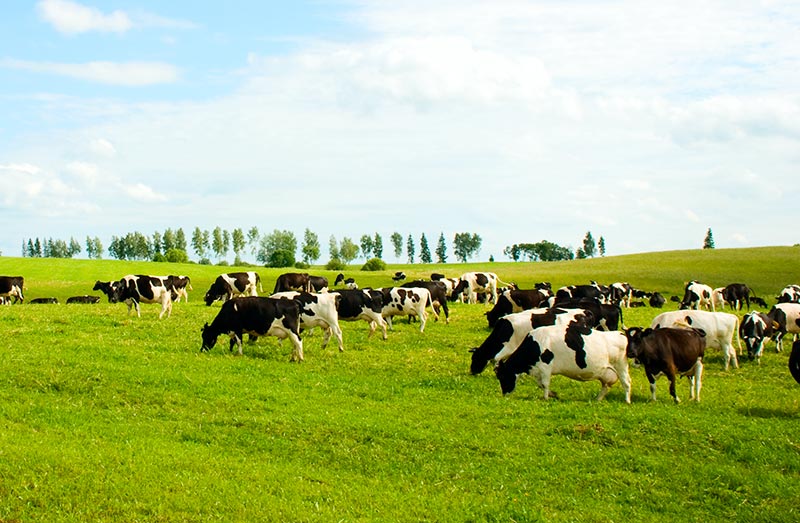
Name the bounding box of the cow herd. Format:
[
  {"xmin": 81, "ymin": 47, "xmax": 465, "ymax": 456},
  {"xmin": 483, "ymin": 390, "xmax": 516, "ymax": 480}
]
[{"xmin": 3, "ymin": 271, "xmax": 800, "ymax": 402}]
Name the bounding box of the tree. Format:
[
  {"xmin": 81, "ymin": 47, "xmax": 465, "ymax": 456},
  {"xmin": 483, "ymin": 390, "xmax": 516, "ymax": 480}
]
[
  {"xmin": 212, "ymin": 227, "xmax": 224, "ymax": 260},
  {"xmin": 360, "ymin": 234, "xmax": 374, "ymax": 260},
  {"xmin": 152, "ymin": 231, "xmax": 162, "ymax": 255},
  {"xmin": 453, "ymin": 232, "xmax": 482, "ymax": 263},
  {"xmin": 175, "ymin": 228, "xmax": 187, "ymax": 252},
  {"xmin": 232, "ymin": 228, "xmax": 246, "ymax": 261},
  {"xmin": 247, "ymin": 227, "xmax": 260, "ymax": 257},
  {"xmin": 222, "ymin": 229, "xmax": 231, "ymax": 260},
  {"xmin": 703, "ymin": 228, "xmax": 715, "ymax": 249},
  {"xmin": 406, "ymin": 234, "xmax": 415, "ymax": 264},
  {"xmin": 598, "ymin": 236, "xmax": 606, "ymax": 257},
  {"xmin": 68, "ymin": 237, "xmax": 81, "ymax": 258},
  {"xmin": 191, "ymin": 227, "xmax": 206, "ymax": 258},
  {"xmin": 435, "ymin": 233, "xmax": 447, "ymax": 263},
  {"xmin": 581, "ymin": 231, "xmax": 597, "ymax": 258},
  {"xmin": 390, "ymin": 232, "xmax": 403, "ymax": 260},
  {"xmin": 373, "ymin": 233, "xmax": 383, "ymax": 259},
  {"xmin": 329, "ymin": 235, "xmax": 341, "ymax": 261},
  {"xmin": 162, "ymin": 229, "xmax": 176, "ymax": 252},
  {"xmin": 419, "ymin": 233, "xmax": 432, "ymax": 263},
  {"xmin": 257, "ymin": 229, "xmax": 297, "ymax": 267},
  {"xmin": 339, "ymin": 237, "xmax": 359, "ymax": 265},
  {"xmin": 301, "ymin": 228, "xmax": 321, "ymax": 265}
]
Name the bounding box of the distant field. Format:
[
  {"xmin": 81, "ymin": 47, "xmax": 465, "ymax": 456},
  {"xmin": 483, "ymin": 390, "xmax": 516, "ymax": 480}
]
[{"xmin": 0, "ymin": 247, "xmax": 799, "ymax": 522}]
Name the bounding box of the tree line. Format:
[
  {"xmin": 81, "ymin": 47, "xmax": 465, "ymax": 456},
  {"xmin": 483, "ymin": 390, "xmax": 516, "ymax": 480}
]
[{"xmin": 503, "ymin": 231, "xmax": 606, "ymax": 262}]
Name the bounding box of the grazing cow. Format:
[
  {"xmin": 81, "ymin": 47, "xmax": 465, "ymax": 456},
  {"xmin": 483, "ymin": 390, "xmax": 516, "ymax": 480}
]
[
  {"xmin": 379, "ymin": 287, "xmax": 434, "ymax": 332},
  {"xmin": 790, "ymin": 340, "xmax": 800, "ymax": 385},
  {"xmin": 555, "ymin": 284, "xmax": 604, "ymax": 304},
  {"xmin": 751, "ymin": 296, "xmax": 769, "ymax": 308},
  {"xmin": 29, "ymin": 297, "xmax": 58, "ymax": 304},
  {"xmin": 271, "ymin": 291, "xmax": 343, "ymax": 351},
  {"xmin": 66, "ymin": 295, "xmax": 100, "ymax": 304},
  {"xmin": 430, "ymin": 274, "xmax": 462, "ymax": 301},
  {"xmin": 624, "ymin": 326, "xmax": 705, "ymax": 403},
  {"xmin": 309, "ymin": 275, "xmax": 329, "ymax": 293},
  {"xmin": 0, "ymin": 276, "xmax": 25, "ymax": 304},
  {"xmin": 402, "ymin": 280, "xmax": 450, "ymax": 323},
  {"xmin": 739, "ymin": 311, "xmax": 778, "ymax": 362},
  {"xmin": 273, "ymin": 272, "xmax": 311, "ymax": 294},
  {"xmin": 590, "ymin": 281, "xmax": 612, "ymax": 304},
  {"xmin": 766, "ymin": 303, "xmax": 800, "ymax": 353},
  {"xmin": 93, "ymin": 280, "xmax": 119, "ymax": 302},
  {"xmin": 680, "ymin": 281, "xmax": 715, "ymax": 311},
  {"xmin": 330, "ymin": 289, "xmax": 388, "ymax": 340},
  {"xmin": 776, "ymin": 285, "xmax": 800, "ymax": 304},
  {"xmin": 610, "ymin": 282, "xmax": 633, "ymax": 308},
  {"xmin": 650, "ymin": 310, "xmax": 740, "ymax": 370},
  {"xmin": 114, "ymin": 275, "xmax": 173, "ymax": 319},
  {"xmin": 392, "ymin": 271, "xmax": 406, "ymax": 282},
  {"xmin": 454, "ymin": 272, "xmax": 509, "ymax": 305},
  {"xmin": 163, "ymin": 275, "xmax": 192, "ymax": 303},
  {"xmin": 550, "ymin": 297, "xmax": 623, "ymax": 331},
  {"xmin": 649, "ymin": 292, "xmax": 666, "ymax": 308},
  {"xmin": 485, "ymin": 288, "xmax": 552, "ymax": 328},
  {"xmin": 334, "ymin": 274, "xmax": 357, "ymax": 289},
  {"xmin": 711, "ymin": 287, "xmax": 727, "ymax": 310},
  {"xmin": 204, "ymin": 272, "xmax": 261, "ymax": 305},
  {"xmin": 200, "ymin": 296, "xmax": 304, "ymax": 361},
  {"xmin": 722, "ymin": 283, "xmax": 752, "ymax": 311},
  {"xmin": 493, "ymin": 320, "xmax": 632, "ymax": 402},
  {"xmin": 469, "ymin": 307, "xmax": 592, "ymax": 375}
]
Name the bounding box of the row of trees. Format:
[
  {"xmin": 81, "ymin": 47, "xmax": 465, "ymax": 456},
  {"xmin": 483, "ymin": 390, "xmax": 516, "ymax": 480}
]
[
  {"xmin": 22, "ymin": 237, "xmax": 99, "ymax": 259},
  {"xmin": 503, "ymin": 232, "xmax": 606, "ymax": 262}
]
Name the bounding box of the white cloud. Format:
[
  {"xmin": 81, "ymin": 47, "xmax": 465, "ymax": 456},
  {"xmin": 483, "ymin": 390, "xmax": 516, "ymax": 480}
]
[
  {"xmin": 37, "ymin": 0, "xmax": 131, "ymax": 35},
  {"xmin": 0, "ymin": 59, "xmax": 179, "ymax": 86},
  {"xmin": 122, "ymin": 183, "xmax": 168, "ymax": 203},
  {"xmin": 89, "ymin": 138, "xmax": 116, "ymax": 157}
]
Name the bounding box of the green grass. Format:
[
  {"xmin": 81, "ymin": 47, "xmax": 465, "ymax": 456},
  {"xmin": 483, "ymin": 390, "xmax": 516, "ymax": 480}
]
[{"xmin": 1, "ymin": 248, "xmax": 799, "ymax": 522}]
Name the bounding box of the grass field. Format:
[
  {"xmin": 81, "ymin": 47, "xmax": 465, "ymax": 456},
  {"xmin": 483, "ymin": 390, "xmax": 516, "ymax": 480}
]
[{"xmin": 1, "ymin": 247, "xmax": 799, "ymax": 522}]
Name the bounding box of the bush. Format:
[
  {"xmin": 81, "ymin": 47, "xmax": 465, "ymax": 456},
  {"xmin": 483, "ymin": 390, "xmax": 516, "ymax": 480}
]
[
  {"xmin": 217, "ymin": 260, "xmax": 229, "ymax": 266},
  {"xmin": 198, "ymin": 257, "xmax": 212, "ymax": 265},
  {"xmin": 294, "ymin": 261, "xmax": 310, "ymax": 269},
  {"xmin": 361, "ymin": 257, "xmax": 387, "ymax": 271},
  {"xmin": 325, "ymin": 258, "xmax": 347, "ymax": 271},
  {"xmin": 268, "ymin": 249, "xmax": 296, "ymax": 268},
  {"xmin": 165, "ymin": 248, "xmax": 189, "ymax": 263},
  {"xmin": 152, "ymin": 253, "xmax": 167, "ymax": 263}
]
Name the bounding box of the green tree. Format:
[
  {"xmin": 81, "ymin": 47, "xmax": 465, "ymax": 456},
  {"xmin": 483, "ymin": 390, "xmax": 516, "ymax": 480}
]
[
  {"xmin": 175, "ymin": 228, "xmax": 187, "ymax": 252},
  {"xmin": 152, "ymin": 231, "xmax": 162, "ymax": 255},
  {"xmin": 329, "ymin": 235, "xmax": 340, "ymax": 261},
  {"xmin": 162, "ymin": 229, "xmax": 176, "ymax": 252},
  {"xmin": 191, "ymin": 227, "xmax": 206, "ymax": 258},
  {"xmin": 390, "ymin": 232, "xmax": 403, "ymax": 260},
  {"xmin": 339, "ymin": 237, "xmax": 359, "ymax": 265},
  {"xmin": 222, "ymin": 230, "xmax": 231, "ymax": 260},
  {"xmin": 582, "ymin": 231, "xmax": 597, "ymax": 258},
  {"xmin": 406, "ymin": 234, "xmax": 415, "ymax": 264},
  {"xmin": 68, "ymin": 237, "xmax": 81, "ymax": 258},
  {"xmin": 232, "ymin": 228, "xmax": 246, "ymax": 261},
  {"xmin": 301, "ymin": 228, "xmax": 321, "ymax": 265},
  {"xmin": 373, "ymin": 233, "xmax": 383, "ymax": 259},
  {"xmin": 703, "ymin": 228, "xmax": 715, "ymax": 249},
  {"xmin": 598, "ymin": 236, "xmax": 606, "ymax": 257},
  {"xmin": 435, "ymin": 233, "xmax": 447, "ymax": 263},
  {"xmin": 419, "ymin": 233, "xmax": 432, "ymax": 263},
  {"xmin": 257, "ymin": 230, "xmax": 297, "ymax": 267},
  {"xmin": 212, "ymin": 227, "xmax": 224, "ymax": 260},
  {"xmin": 247, "ymin": 227, "xmax": 260, "ymax": 257},
  {"xmin": 360, "ymin": 234, "xmax": 374, "ymax": 260},
  {"xmin": 453, "ymin": 232, "xmax": 482, "ymax": 263}
]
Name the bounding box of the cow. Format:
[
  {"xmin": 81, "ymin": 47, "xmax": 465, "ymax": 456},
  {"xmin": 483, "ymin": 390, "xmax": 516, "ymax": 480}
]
[
  {"xmin": 649, "ymin": 292, "xmax": 666, "ymax": 308},
  {"xmin": 485, "ymin": 288, "xmax": 552, "ymax": 328},
  {"xmin": 766, "ymin": 303, "xmax": 800, "ymax": 353},
  {"xmin": 493, "ymin": 319, "xmax": 632, "ymax": 402},
  {"xmin": 271, "ymin": 291, "xmax": 343, "ymax": 351},
  {"xmin": 29, "ymin": 297, "xmax": 58, "ymax": 304},
  {"xmin": 330, "ymin": 289, "xmax": 388, "ymax": 340},
  {"xmin": 0, "ymin": 276, "xmax": 25, "ymax": 304},
  {"xmin": 430, "ymin": 274, "xmax": 462, "ymax": 301},
  {"xmin": 739, "ymin": 311, "xmax": 778, "ymax": 363},
  {"xmin": 93, "ymin": 280, "xmax": 119, "ymax": 302},
  {"xmin": 624, "ymin": 326, "xmax": 706, "ymax": 403},
  {"xmin": 163, "ymin": 275, "xmax": 192, "ymax": 303},
  {"xmin": 610, "ymin": 282, "xmax": 633, "ymax": 308},
  {"xmin": 650, "ymin": 310, "xmax": 740, "ymax": 370},
  {"xmin": 469, "ymin": 307, "xmax": 592, "ymax": 375},
  {"xmin": 790, "ymin": 340, "xmax": 800, "ymax": 385},
  {"xmin": 200, "ymin": 296, "xmax": 304, "ymax": 361},
  {"xmin": 392, "ymin": 271, "xmax": 406, "ymax": 282},
  {"xmin": 114, "ymin": 275, "xmax": 173, "ymax": 319},
  {"xmin": 309, "ymin": 275, "xmax": 329, "ymax": 293},
  {"xmin": 711, "ymin": 287, "xmax": 727, "ymax": 310},
  {"xmin": 776, "ymin": 285, "xmax": 800, "ymax": 304},
  {"xmin": 379, "ymin": 287, "xmax": 434, "ymax": 332},
  {"xmin": 722, "ymin": 283, "xmax": 752, "ymax": 311},
  {"xmin": 401, "ymin": 280, "xmax": 450, "ymax": 324},
  {"xmin": 204, "ymin": 272, "xmax": 261, "ymax": 305},
  {"xmin": 751, "ymin": 296, "xmax": 769, "ymax": 309},
  {"xmin": 334, "ymin": 273, "xmax": 357, "ymax": 289},
  {"xmin": 454, "ymin": 272, "xmax": 510, "ymax": 305},
  {"xmin": 555, "ymin": 284, "xmax": 604, "ymax": 304},
  {"xmin": 549, "ymin": 297, "xmax": 623, "ymax": 331},
  {"xmin": 273, "ymin": 272, "xmax": 311, "ymax": 294},
  {"xmin": 680, "ymin": 281, "xmax": 715, "ymax": 311},
  {"xmin": 66, "ymin": 295, "xmax": 101, "ymax": 304}
]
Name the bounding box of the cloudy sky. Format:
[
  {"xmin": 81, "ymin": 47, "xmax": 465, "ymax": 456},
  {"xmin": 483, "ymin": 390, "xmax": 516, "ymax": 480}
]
[{"xmin": 1, "ymin": 0, "xmax": 798, "ymax": 262}]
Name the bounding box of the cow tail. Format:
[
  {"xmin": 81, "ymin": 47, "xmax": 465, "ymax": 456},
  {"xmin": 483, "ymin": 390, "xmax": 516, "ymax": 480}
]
[{"xmin": 617, "ymin": 304, "xmax": 625, "ymax": 330}]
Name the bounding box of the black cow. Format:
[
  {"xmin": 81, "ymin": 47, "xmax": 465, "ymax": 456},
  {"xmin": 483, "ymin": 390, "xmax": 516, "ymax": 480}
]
[
  {"xmin": 401, "ymin": 280, "xmax": 450, "ymax": 324},
  {"xmin": 555, "ymin": 284, "xmax": 603, "ymax": 304},
  {"xmin": 0, "ymin": 276, "xmax": 25, "ymax": 303},
  {"xmin": 201, "ymin": 296, "xmax": 304, "ymax": 361},
  {"xmin": 624, "ymin": 326, "xmax": 706, "ymax": 403},
  {"xmin": 309, "ymin": 275, "xmax": 329, "ymax": 293},
  {"xmin": 722, "ymin": 283, "xmax": 752, "ymax": 311},
  {"xmin": 29, "ymin": 297, "xmax": 58, "ymax": 304},
  {"xmin": 777, "ymin": 285, "xmax": 800, "ymax": 304},
  {"xmin": 330, "ymin": 289, "xmax": 388, "ymax": 339},
  {"xmin": 485, "ymin": 289, "xmax": 551, "ymax": 328},
  {"xmin": 93, "ymin": 280, "xmax": 120, "ymax": 302},
  {"xmin": 392, "ymin": 271, "xmax": 406, "ymax": 282},
  {"xmin": 550, "ymin": 297, "xmax": 623, "ymax": 331},
  {"xmin": 204, "ymin": 272, "xmax": 261, "ymax": 305},
  {"xmin": 114, "ymin": 275, "xmax": 173, "ymax": 319},
  {"xmin": 273, "ymin": 272, "xmax": 311, "ymax": 294},
  {"xmin": 751, "ymin": 296, "xmax": 769, "ymax": 308},
  {"xmin": 67, "ymin": 295, "xmax": 101, "ymax": 304},
  {"xmin": 648, "ymin": 292, "xmax": 666, "ymax": 308}
]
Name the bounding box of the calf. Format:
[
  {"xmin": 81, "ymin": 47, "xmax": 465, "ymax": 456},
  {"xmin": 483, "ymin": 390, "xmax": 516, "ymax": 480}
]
[
  {"xmin": 711, "ymin": 287, "xmax": 727, "ymax": 310},
  {"xmin": 402, "ymin": 280, "xmax": 450, "ymax": 323},
  {"xmin": 680, "ymin": 280, "xmax": 715, "ymax": 311},
  {"xmin": 379, "ymin": 287, "xmax": 434, "ymax": 332},
  {"xmin": 271, "ymin": 291, "xmax": 343, "ymax": 351},
  {"xmin": 0, "ymin": 276, "xmax": 25, "ymax": 304},
  {"xmin": 485, "ymin": 288, "xmax": 552, "ymax": 328},
  {"xmin": 204, "ymin": 272, "xmax": 261, "ymax": 305},
  {"xmin": 650, "ymin": 310, "xmax": 740, "ymax": 370},
  {"xmin": 624, "ymin": 327, "xmax": 705, "ymax": 403},
  {"xmin": 67, "ymin": 295, "xmax": 101, "ymax": 304},
  {"xmin": 469, "ymin": 307, "xmax": 591, "ymax": 375},
  {"xmin": 334, "ymin": 274, "xmax": 356, "ymax": 289},
  {"xmin": 555, "ymin": 284, "xmax": 603, "ymax": 304},
  {"xmin": 767, "ymin": 303, "xmax": 800, "ymax": 353},
  {"xmin": 29, "ymin": 297, "xmax": 58, "ymax": 304},
  {"xmin": 493, "ymin": 320, "xmax": 631, "ymax": 402},
  {"xmin": 201, "ymin": 296, "xmax": 304, "ymax": 361},
  {"xmin": 93, "ymin": 280, "xmax": 120, "ymax": 302},
  {"xmin": 739, "ymin": 311, "xmax": 778, "ymax": 363},
  {"xmin": 114, "ymin": 275, "xmax": 173, "ymax": 319},
  {"xmin": 330, "ymin": 289, "xmax": 388, "ymax": 340},
  {"xmin": 392, "ymin": 271, "xmax": 406, "ymax": 282}
]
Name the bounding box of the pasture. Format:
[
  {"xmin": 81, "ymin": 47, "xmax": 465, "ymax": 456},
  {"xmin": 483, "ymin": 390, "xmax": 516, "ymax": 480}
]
[{"xmin": 1, "ymin": 247, "xmax": 799, "ymax": 522}]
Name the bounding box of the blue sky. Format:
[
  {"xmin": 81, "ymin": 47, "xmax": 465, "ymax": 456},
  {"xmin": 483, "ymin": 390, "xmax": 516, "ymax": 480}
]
[{"xmin": 2, "ymin": 0, "xmax": 799, "ymax": 262}]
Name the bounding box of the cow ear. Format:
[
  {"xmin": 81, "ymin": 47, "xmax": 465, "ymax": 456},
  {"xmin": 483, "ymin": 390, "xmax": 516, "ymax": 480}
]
[
  {"xmin": 643, "ymin": 328, "xmax": 653, "ymax": 336},
  {"xmin": 469, "ymin": 348, "xmax": 477, "ymax": 353}
]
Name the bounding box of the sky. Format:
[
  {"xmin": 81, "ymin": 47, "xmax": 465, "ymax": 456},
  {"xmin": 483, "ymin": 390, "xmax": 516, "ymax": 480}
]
[{"xmin": 1, "ymin": 0, "xmax": 799, "ymax": 262}]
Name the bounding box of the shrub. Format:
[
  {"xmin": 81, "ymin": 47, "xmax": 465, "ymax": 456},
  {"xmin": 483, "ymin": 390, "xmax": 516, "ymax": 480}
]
[
  {"xmin": 361, "ymin": 257, "xmax": 387, "ymax": 271},
  {"xmin": 294, "ymin": 261, "xmax": 311, "ymax": 269},
  {"xmin": 165, "ymin": 248, "xmax": 189, "ymax": 263},
  {"xmin": 198, "ymin": 257, "xmax": 212, "ymax": 265},
  {"xmin": 268, "ymin": 249, "xmax": 296, "ymax": 268},
  {"xmin": 325, "ymin": 258, "xmax": 346, "ymax": 271}
]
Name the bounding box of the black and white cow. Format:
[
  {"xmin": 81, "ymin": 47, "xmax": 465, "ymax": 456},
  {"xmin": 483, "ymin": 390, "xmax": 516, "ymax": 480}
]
[
  {"xmin": 0, "ymin": 276, "xmax": 25, "ymax": 304},
  {"xmin": 392, "ymin": 271, "xmax": 406, "ymax": 282},
  {"xmin": 273, "ymin": 272, "xmax": 311, "ymax": 294},
  {"xmin": 722, "ymin": 283, "xmax": 752, "ymax": 311},
  {"xmin": 469, "ymin": 307, "xmax": 592, "ymax": 375},
  {"xmin": 163, "ymin": 275, "xmax": 192, "ymax": 303},
  {"xmin": 493, "ymin": 319, "xmax": 632, "ymax": 402},
  {"xmin": 204, "ymin": 272, "xmax": 262, "ymax": 305},
  {"xmin": 549, "ymin": 298, "xmax": 623, "ymax": 331},
  {"xmin": 610, "ymin": 282, "xmax": 633, "ymax": 308},
  {"xmin": 334, "ymin": 273, "xmax": 357, "ymax": 290},
  {"xmin": 485, "ymin": 288, "xmax": 552, "ymax": 328},
  {"xmin": 776, "ymin": 285, "xmax": 800, "ymax": 304},
  {"xmin": 454, "ymin": 272, "xmax": 508, "ymax": 305},
  {"xmin": 401, "ymin": 281, "xmax": 450, "ymax": 324},
  {"xmin": 114, "ymin": 275, "xmax": 173, "ymax": 319},
  {"xmin": 93, "ymin": 280, "xmax": 120, "ymax": 302},
  {"xmin": 379, "ymin": 287, "xmax": 434, "ymax": 332},
  {"xmin": 624, "ymin": 326, "xmax": 706, "ymax": 403},
  {"xmin": 680, "ymin": 280, "xmax": 715, "ymax": 311},
  {"xmin": 430, "ymin": 274, "xmax": 462, "ymax": 301},
  {"xmin": 29, "ymin": 297, "xmax": 58, "ymax": 304},
  {"xmin": 271, "ymin": 291, "xmax": 343, "ymax": 351},
  {"xmin": 555, "ymin": 284, "xmax": 604, "ymax": 304},
  {"xmin": 650, "ymin": 310, "xmax": 739, "ymax": 370},
  {"xmin": 739, "ymin": 311, "xmax": 777, "ymax": 363},
  {"xmin": 330, "ymin": 289, "xmax": 388, "ymax": 340},
  {"xmin": 66, "ymin": 295, "xmax": 101, "ymax": 304},
  {"xmin": 766, "ymin": 303, "xmax": 800, "ymax": 353},
  {"xmin": 201, "ymin": 296, "xmax": 304, "ymax": 361}
]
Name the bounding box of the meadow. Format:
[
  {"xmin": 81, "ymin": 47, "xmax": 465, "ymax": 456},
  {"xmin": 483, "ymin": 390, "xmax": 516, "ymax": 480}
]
[{"xmin": 1, "ymin": 246, "xmax": 799, "ymax": 522}]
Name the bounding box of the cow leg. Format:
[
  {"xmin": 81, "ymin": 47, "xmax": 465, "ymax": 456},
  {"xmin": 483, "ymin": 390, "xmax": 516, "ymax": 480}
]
[
  {"xmin": 646, "ymin": 373, "xmax": 658, "ymax": 401},
  {"xmin": 776, "ymin": 332, "xmax": 785, "ymax": 353},
  {"xmin": 667, "ymin": 370, "xmax": 681, "ymax": 403},
  {"xmin": 722, "ymin": 341, "xmax": 738, "ymax": 370},
  {"xmin": 690, "ymin": 360, "xmax": 703, "ymax": 401},
  {"xmin": 288, "ymin": 333, "xmax": 304, "ymax": 362},
  {"xmin": 614, "ymin": 362, "xmax": 632, "ymax": 404},
  {"xmin": 386, "ymin": 316, "xmax": 394, "ymax": 331},
  {"xmin": 331, "ymin": 324, "xmax": 344, "ymax": 352},
  {"xmin": 419, "ymin": 310, "xmax": 427, "ymax": 333}
]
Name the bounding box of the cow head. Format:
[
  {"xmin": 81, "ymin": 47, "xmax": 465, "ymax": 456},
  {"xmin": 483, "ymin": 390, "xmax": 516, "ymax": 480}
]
[
  {"xmin": 200, "ymin": 323, "xmax": 217, "ymax": 351},
  {"xmin": 623, "ymin": 327, "xmax": 652, "ymax": 359}
]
